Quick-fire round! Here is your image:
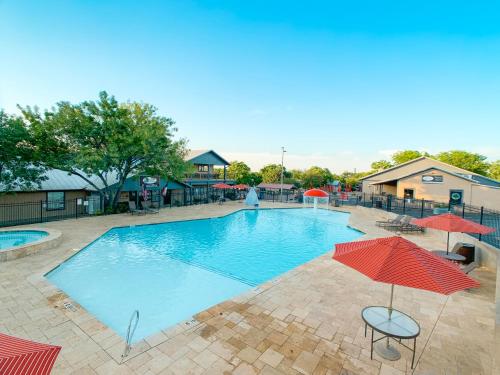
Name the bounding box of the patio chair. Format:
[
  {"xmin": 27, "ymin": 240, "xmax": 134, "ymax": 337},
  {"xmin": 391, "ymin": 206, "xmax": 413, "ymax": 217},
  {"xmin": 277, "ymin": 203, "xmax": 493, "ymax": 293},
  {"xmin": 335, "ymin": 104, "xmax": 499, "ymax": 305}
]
[
  {"xmin": 376, "ymin": 215, "xmax": 404, "ymax": 227},
  {"xmin": 128, "ymin": 201, "xmax": 146, "ymax": 215}
]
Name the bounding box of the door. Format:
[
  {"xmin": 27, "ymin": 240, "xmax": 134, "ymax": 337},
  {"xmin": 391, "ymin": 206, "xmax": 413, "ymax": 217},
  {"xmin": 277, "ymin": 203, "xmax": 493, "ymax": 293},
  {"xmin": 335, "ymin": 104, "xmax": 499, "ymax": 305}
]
[
  {"xmin": 449, "ymin": 190, "xmax": 463, "ymax": 205},
  {"xmin": 404, "ymin": 189, "xmax": 414, "ymax": 200}
]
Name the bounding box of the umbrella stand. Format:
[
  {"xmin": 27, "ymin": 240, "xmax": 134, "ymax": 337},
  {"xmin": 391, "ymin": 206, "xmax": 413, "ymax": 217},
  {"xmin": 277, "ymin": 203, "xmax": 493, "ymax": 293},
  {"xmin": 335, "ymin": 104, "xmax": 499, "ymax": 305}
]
[
  {"xmin": 446, "ymin": 232, "xmax": 450, "ymax": 255},
  {"xmin": 374, "ymin": 284, "xmax": 402, "ymax": 361}
]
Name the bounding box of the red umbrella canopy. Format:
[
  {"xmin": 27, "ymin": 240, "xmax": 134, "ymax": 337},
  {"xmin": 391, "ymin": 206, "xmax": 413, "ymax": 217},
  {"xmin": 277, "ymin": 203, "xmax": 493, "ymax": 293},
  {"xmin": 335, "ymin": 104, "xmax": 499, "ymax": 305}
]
[
  {"xmin": 212, "ymin": 183, "xmax": 233, "ymax": 189},
  {"xmin": 0, "ymin": 333, "xmax": 61, "ymax": 375},
  {"xmin": 304, "ymin": 188, "xmax": 329, "ymax": 198},
  {"xmin": 333, "ymin": 236, "xmax": 479, "ymax": 295},
  {"xmin": 233, "ymin": 184, "xmax": 249, "ymax": 190},
  {"xmin": 411, "ymin": 213, "xmax": 495, "ymax": 234}
]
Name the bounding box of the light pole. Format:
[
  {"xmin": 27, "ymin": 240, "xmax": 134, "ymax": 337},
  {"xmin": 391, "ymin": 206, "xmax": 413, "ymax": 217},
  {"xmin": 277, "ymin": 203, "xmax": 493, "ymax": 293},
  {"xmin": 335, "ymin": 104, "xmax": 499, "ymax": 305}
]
[{"xmin": 280, "ymin": 146, "xmax": 286, "ymax": 202}]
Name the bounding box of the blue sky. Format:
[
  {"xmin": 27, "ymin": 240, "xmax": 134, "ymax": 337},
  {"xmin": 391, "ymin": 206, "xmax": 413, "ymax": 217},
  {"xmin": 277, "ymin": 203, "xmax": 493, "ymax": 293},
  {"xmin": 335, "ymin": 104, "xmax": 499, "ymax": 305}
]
[{"xmin": 1, "ymin": 1, "xmax": 499, "ymax": 171}]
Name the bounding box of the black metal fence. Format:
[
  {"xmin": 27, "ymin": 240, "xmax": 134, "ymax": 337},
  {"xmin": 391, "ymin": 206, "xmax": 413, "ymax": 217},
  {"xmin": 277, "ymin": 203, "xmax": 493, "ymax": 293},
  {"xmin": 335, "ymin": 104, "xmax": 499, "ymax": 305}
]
[
  {"xmin": 0, "ymin": 196, "xmax": 103, "ymax": 228},
  {"xmin": 1, "ymin": 190, "xmax": 498, "ymax": 251},
  {"xmin": 333, "ymin": 192, "xmax": 500, "ymax": 250}
]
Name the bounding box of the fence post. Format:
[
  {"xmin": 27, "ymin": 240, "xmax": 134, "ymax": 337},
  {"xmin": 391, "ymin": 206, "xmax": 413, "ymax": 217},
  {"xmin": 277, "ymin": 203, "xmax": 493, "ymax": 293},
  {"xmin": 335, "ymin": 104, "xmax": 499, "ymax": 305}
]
[
  {"xmin": 39, "ymin": 200, "xmax": 43, "ymax": 223},
  {"xmin": 462, "ymin": 203, "xmax": 465, "ymax": 218},
  {"xmin": 402, "ymin": 198, "xmax": 406, "ymax": 214},
  {"xmin": 75, "ymin": 199, "xmax": 78, "ymax": 219},
  {"xmin": 479, "ymin": 206, "xmax": 484, "ymax": 241},
  {"xmin": 420, "ymin": 199, "xmax": 424, "ymax": 218},
  {"xmin": 387, "ymin": 195, "xmax": 392, "ymax": 212},
  {"xmin": 371, "ymin": 193, "xmax": 374, "ymax": 207}
]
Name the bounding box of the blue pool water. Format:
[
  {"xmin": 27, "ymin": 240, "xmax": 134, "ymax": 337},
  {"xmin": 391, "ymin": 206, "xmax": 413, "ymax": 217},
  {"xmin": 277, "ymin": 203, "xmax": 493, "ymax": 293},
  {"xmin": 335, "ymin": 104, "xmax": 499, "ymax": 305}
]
[
  {"xmin": 46, "ymin": 208, "xmax": 361, "ymax": 341},
  {"xmin": 0, "ymin": 230, "xmax": 48, "ymax": 250}
]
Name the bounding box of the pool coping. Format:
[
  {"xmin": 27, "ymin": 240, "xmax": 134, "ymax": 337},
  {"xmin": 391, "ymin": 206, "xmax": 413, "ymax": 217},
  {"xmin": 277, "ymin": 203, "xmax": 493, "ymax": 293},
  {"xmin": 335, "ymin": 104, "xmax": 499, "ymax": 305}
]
[
  {"xmin": 0, "ymin": 227, "xmax": 63, "ymax": 262},
  {"xmin": 37, "ymin": 206, "xmax": 365, "ymax": 365}
]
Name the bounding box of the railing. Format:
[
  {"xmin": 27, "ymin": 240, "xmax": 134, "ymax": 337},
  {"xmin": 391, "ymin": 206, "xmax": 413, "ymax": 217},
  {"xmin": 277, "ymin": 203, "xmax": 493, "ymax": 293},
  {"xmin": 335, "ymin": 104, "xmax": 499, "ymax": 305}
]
[
  {"xmin": 121, "ymin": 310, "xmax": 139, "ymax": 361},
  {"xmin": 184, "ymin": 172, "xmax": 221, "ymax": 180},
  {"xmin": 332, "ymin": 192, "xmax": 500, "ymax": 250}
]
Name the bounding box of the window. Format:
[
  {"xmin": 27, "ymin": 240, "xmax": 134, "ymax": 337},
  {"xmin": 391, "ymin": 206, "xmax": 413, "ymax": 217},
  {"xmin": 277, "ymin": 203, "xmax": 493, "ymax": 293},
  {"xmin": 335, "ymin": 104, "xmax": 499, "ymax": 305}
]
[
  {"xmin": 197, "ymin": 164, "xmax": 209, "ymax": 172},
  {"xmin": 47, "ymin": 191, "xmax": 65, "ymax": 210}
]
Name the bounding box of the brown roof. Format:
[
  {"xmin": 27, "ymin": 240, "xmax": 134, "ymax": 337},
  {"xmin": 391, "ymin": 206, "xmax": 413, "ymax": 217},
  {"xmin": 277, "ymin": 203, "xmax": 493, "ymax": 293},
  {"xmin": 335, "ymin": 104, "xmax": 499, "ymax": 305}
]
[{"xmin": 257, "ymin": 183, "xmax": 295, "ymax": 190}]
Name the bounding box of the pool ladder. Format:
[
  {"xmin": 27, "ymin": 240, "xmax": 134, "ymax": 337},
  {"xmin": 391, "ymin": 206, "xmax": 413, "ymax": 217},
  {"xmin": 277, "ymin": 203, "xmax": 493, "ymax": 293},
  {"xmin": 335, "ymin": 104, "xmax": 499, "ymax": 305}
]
[{"xmin": 121, "ymin": 310, "xmax": 139, "ymax": 361}]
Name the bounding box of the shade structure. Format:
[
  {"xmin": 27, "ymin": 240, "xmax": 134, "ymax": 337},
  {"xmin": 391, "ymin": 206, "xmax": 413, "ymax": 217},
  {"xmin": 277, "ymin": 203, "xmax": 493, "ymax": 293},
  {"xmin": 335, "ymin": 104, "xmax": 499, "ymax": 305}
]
[
  {"xmin": 303, "ymin": 188, "xmax": 329, "ymax": 198},
  {"xmin": 412, "ymin": 213, "xmax": 495, "ymax": 254},
  {"xmin": 411, "ymin": 213, "xmax": 495, "ymax": 234},
  {"xmin": 0, "ymin": 333, "xmax": 61, "ymax": 375},
  {"xmin": 212, "ymin": 183, "xmax": 233, "ymax": 189},
  {"xmin": 333, "ymin": 236, "xmax": 479, "ymax": 295},
  {"xmin": 233, "ymin": 184, "xmax": 249, "ymax": 190}
]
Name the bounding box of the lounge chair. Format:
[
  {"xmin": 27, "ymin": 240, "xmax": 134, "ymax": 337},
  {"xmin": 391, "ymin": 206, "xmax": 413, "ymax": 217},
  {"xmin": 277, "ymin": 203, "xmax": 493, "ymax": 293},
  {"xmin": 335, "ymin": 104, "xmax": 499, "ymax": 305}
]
[
  {"xmin": 128, "ymin": 201, "xmax": 146, "ymax": 215},
  {"xmin": 384, "ymin": 216, "xmax": 424, "ymax": 233},
  {"xmin": 376, "ymin": 215, "xmax": 404, "ymax": 227}
]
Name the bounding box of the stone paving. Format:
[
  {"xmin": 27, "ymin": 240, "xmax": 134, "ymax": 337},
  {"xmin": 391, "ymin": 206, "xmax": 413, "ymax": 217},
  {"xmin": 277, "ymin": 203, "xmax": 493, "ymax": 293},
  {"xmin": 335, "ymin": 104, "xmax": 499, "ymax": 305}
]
[{"xmin": 0, "ymin": 202, "xmax": 496, "ymax": 374}]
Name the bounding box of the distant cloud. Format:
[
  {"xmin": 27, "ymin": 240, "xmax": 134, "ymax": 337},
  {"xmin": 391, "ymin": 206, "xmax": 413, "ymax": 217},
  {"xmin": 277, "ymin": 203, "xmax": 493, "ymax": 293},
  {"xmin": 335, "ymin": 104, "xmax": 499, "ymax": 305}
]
[{"xmin": 248, "ymin": 108, "xmax": 267, "ymax": 117}]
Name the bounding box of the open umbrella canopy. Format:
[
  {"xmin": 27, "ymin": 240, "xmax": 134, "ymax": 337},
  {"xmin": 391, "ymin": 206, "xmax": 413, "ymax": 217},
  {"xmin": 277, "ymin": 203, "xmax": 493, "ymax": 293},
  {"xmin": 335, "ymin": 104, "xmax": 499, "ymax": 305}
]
[
  {"xmin": 0, "ymin": 333, "xmax": 61, "ymax": 375},
  {"xmin": 212, "ymin": 183, "xmax": 233, "ymax": 189},
  {"xmin": 303, "ymin": 188, "xmax": 329, "ymax": 198},
  {"xmin": 411, "ymin": 213, "xmax": 495, "ymax": 234},
  {"xmin": 333, "ymin": 236, "xmax": 479, "ymax": 295},
  {"xmin": 233, "ymin": 184, "xmax": 249, "ymax": 190}
]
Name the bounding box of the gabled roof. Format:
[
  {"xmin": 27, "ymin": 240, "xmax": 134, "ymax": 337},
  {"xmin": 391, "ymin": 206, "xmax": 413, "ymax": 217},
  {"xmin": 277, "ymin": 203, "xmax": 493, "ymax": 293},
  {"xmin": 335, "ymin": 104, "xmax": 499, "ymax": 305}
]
[
  {"xmin": 184, "ymin": 149, "xmax": 230, "ymax": 165},
  {"xmin": 369, "ymin": 167, "xmax": 500, "ymax": 188},
  {"xmin": 360, "ymin": 156, "xmax": 494, "ymax": 182}
]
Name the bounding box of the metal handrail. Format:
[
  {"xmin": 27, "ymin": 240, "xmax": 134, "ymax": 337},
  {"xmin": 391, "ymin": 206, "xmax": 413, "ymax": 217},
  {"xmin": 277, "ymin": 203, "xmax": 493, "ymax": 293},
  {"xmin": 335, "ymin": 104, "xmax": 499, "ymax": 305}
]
[{"xmin": 121, "ymin": 310, "xmax": 139, "ymax": 360}]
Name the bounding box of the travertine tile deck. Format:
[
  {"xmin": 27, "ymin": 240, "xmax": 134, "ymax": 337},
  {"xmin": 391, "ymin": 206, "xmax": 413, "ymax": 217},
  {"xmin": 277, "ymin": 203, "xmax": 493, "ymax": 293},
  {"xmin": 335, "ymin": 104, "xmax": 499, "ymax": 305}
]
[{"xmin": 0, "ymin": 202, "xmax": 496, "ymax": 374}]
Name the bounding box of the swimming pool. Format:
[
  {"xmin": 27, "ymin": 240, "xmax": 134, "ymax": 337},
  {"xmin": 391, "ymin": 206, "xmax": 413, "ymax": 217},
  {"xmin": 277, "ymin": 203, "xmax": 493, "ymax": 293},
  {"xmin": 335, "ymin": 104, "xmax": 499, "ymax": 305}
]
[
  {"xmin": 46, "ymin": 208, "xmax": 361, "ymax": 341},
  {"xmin": 0, "ymin": 230, "xmax": 48, "ymax": 251}
]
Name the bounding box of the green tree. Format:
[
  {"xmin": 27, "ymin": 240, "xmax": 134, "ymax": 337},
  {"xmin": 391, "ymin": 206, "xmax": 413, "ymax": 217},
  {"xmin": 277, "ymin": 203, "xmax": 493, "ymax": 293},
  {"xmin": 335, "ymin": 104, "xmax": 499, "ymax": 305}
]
[
  {"xmin": 489, "ymin": 160, "xmax": 500, "ymax": 181},
  {"xmin": 0, "ymin": 110, "xmax": 46, "ymax": 192},
  {"xmin": 391, "ymin": 150, "xmax": 426, "ymax": 165},
  {"xmin": 260, "ymin": 164, "xmax": 284, "ymax": 183},
  {"xmin": 20, "ymin": 91, "xmax": 188, "ymax": 210},
  {"xmin": 246, "ymin": 172, "xmax": 263, "ymax": 186},
  {"xmin": 435, "ymin": 150, "xmax": 490, "ymax": 176},
  {"xmin": 301, "ymin": 166, "xmax": 333, "ymax": 188},
  {"xmin": 371, "ymin": 160, "xmax": 392, "ymax": 171},
  {"xmin": 226, "ymin": 161, "xmax": 251, "ymax": 183}
]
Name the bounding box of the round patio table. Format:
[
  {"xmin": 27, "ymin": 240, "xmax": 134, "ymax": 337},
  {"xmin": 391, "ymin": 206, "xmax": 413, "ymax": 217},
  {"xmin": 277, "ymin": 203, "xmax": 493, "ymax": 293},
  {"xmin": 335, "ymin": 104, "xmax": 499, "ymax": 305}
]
[
  {"xmin": 362, "ymin": 306, "xmax": 420, "ymax": 369},
  {"xmin": 432, "ymin": 250, "xmax": 466, "ymax": 262}
]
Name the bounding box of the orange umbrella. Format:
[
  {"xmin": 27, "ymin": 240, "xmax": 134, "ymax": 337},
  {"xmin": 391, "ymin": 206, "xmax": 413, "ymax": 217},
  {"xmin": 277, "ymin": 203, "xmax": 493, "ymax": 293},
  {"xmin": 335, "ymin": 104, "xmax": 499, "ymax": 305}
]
[
  {"xmin": 412, "ymin": 213, "xmax": 495, "ymax": 254},
  {"xmin": 233, "ymin": 184, "xmax": 249, "ymax": 190},
  {"xmin": 212, "ymin": 183, "xmax": 233, "ymax": 189},
  {"xmin": 0, "ymin": 333, "xmax": 61, "ymax": 375}
]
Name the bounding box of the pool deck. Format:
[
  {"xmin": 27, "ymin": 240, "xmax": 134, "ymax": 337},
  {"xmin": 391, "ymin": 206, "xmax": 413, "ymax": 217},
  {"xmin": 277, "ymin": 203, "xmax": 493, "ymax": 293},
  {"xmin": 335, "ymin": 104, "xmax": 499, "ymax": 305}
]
[{"xmin": 0, "ymin": 202, "xmax": 497, "ymax": 374}]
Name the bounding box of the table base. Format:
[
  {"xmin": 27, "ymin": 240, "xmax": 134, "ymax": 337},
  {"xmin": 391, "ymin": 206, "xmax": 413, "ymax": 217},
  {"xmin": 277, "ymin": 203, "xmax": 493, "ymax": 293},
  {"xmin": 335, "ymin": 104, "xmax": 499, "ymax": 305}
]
[{"xmin": 375, "ymin": 341, "xmax": 401, "ymax": 361}]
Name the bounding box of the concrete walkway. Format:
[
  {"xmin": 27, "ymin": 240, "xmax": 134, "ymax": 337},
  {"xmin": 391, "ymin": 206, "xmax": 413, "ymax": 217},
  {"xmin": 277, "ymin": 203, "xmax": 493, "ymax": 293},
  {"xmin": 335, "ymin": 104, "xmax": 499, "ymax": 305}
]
[{"xmin": 0, "ymin": 202, "xmax": 496, "ymax": 374}]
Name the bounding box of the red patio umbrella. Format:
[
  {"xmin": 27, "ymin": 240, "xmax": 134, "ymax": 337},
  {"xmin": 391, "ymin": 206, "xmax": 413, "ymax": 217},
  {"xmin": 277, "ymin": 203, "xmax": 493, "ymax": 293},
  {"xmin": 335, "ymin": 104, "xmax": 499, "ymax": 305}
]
[
  {"xmin": 212, "ymin": 183, "xmax": 233, "ymax": 189},
  {"xmin": 233, "ymin": 184, "xmax": 249, "ymax": 190},
  {"xmin": 333, "ymin": 236, "xmax": 479, "ymax": 361},
  {"xmin": 412, "ymin": 213, "xmax": 495, "ymax": 254},
  {"xmin": 0, "ymin": 333, "xmax": 61, "ymax": 375}
]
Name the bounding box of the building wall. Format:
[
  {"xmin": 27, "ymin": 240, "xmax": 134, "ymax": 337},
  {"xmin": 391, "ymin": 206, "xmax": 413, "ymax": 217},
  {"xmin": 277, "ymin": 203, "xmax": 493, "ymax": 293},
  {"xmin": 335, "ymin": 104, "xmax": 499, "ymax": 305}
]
[
  {"xmin": 396, "ymin": 170, "xmax": 500, "ymax": 209},
  {"xmin": 0, "ymin": 190, "xmax": 93, "ymax": 227},
  {"xmin": 362, "ymin": 158, "xmax": 478, "ymax": 194}
]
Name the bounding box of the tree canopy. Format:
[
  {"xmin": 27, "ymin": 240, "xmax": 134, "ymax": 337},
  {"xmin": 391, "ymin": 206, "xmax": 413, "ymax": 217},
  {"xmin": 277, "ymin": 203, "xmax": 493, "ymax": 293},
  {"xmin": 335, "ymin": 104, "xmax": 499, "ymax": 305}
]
[
  {"xmin": 301, "ymin": 166, "xmax": 334, "ymax": 188},
  {"xmin": 20, "ymin": 91, "xmax": 187, "ymax": 209},
  {"xmin": 435, "ymin": 150, "xmax": 490, "ymax": 176},
  {"xmin": 489, "ymin": 161, "xmax": 500, "ymax": 181},
  {"xmin": 226, "ymin": 161, "xmax": 251, "ymax": 184},
  {"xmin": 0, "ymin": 111, "xmax": 46, "ymax": 192},
  {"xmin": 260, "ymin": 164, "xmax": 284, "ymax": 183},
  {"xmin": 370, "ymin": 160, "xmax": 393, "ymax": 171},
  {"xmin": 391, "ymin": 150, "xmax": 427, "ymax": 165}
]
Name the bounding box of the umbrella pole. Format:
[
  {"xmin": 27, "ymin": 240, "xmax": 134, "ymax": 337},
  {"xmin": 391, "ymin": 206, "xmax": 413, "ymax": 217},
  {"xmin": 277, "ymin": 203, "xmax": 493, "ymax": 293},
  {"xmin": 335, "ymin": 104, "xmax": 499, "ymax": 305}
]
[
  {"xmin": 446, "ymin": 232, "xmax": 450, "ymax": 255},
  {"xmin": 388, "ymin": 284, "xmax": 394, "ymax": 320}
]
